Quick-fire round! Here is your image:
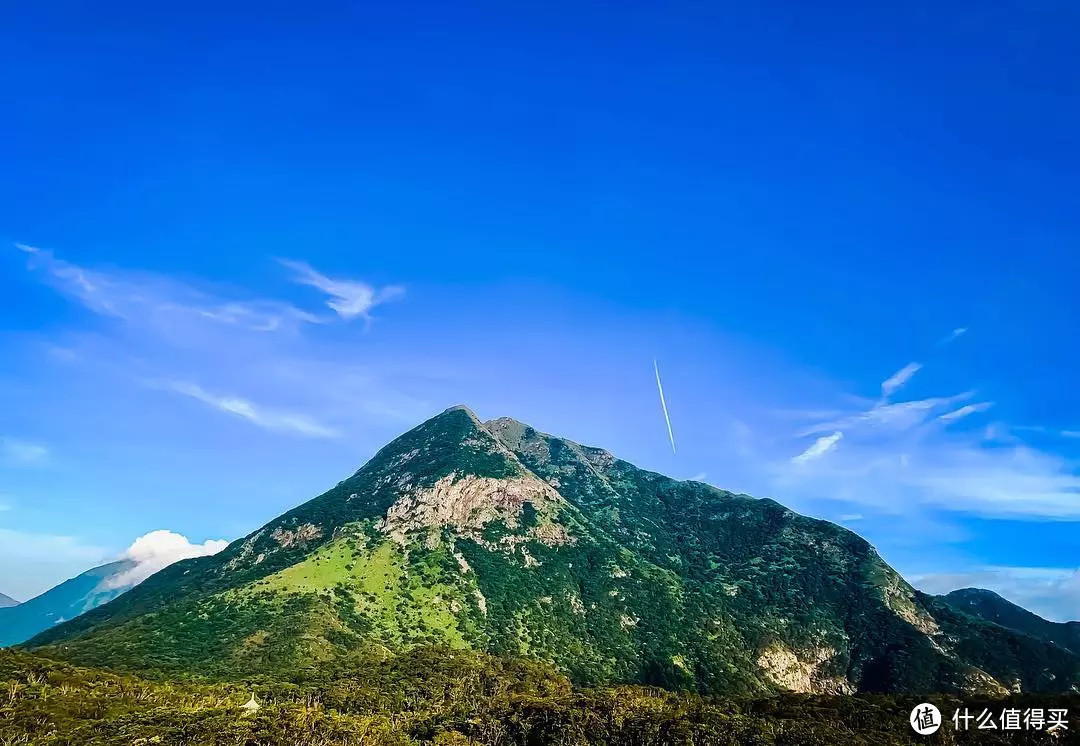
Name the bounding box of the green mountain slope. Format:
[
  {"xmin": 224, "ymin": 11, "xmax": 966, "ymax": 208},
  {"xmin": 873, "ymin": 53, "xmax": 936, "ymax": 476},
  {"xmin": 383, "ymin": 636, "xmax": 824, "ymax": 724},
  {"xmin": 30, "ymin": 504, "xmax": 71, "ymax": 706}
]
[
  {"xmin": 0, "ymin": 561, "xmax": 135, "ymax": 647},
  {"xmin": 941, "ymin": 588, "xmax": 1080, "ymax": 655},
  {"xmin": 26, "ymin": 407, "xmax": 1080, "ymax": 695}
]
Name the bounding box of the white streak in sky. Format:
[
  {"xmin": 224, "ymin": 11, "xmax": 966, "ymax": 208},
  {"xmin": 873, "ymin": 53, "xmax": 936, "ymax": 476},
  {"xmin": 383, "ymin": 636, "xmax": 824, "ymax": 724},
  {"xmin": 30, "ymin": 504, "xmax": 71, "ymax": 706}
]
[
  {"xmin": 881, "ymin": 362, "xmax": 922, "ymax": 398},
  {"xmin": 654, "ymin": 359, "xmax": 676, "ymax": 454},
  {"xmin": 792, "ymin": 431, "xmax": 843, "ymax": 464},
  {"xmin": 937, "ymin": 327, "xmax": 968, "ymax": 346}
]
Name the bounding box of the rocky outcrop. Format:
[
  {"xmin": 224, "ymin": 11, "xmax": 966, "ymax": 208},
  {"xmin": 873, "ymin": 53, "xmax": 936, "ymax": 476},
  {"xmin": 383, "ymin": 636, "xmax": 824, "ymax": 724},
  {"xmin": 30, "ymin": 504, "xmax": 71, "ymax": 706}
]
[{"xmin": 377, "ymin": 472, "xmax": 569, "ymax": 548}]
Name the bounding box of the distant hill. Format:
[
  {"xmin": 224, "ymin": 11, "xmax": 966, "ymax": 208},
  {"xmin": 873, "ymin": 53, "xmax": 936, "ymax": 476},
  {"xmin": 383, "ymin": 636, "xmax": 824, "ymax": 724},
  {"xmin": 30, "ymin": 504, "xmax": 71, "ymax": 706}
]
[
  {"xmin": 0, "ymin": 593, "xmax": 18, "ymax": 609},
  {"xmin": 942, "ymin": 588, "xmax": 1080, "ymax": 656},
  {"xmin": 0, "ymin": 561, "xmax": 135, "ymax": 647},
  {"xmin": 27, "ymin": 406, "xmax": 1080, "ymax": 695}
]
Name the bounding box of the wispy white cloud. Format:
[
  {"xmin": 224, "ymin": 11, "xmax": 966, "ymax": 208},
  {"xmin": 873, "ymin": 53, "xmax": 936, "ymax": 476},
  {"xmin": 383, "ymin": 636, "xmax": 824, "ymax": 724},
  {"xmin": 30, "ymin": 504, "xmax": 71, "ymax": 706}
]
[
  {"xmin": 15, "ymin": 243, "xmax": 424, "ymax": 445},
  {"xmin": 938, "ymin": 402, "xmax": 994, "ymax": 424},
  {"xmin": 792, "ymin": 431, "xmax": 843, "ymax": 464},
  {"xmin": 279, "ymin": 259, "xmax": 404, "ymax": 322},
  {"xmin": 773, "ymin": 356, "xmax": 1079, "ymax": 519},
  {"xmin": 17, "ymin": 243, "xmax": 321, "ymax": 333},
  {"xmin": 0, "ymin": 437, "xmax": 49, "ymax": 466},
  {"xmin": 937, "ymin": 327, "xmax": 968, "ymax": 346},
  {"xmin": 779, "ymin": 410, "xmax": 1080, "ymax": 519},
  {"xmin": 160, "ymin": 381, "xmax": 341, "ymax": 438},
  {"xmin": 797, "ymin": 393, "xmax": 971, "ymax": 436},
  {"xmin": 900, "ymin": 444, "xmax": 1080, "ymax": 518},
  {"xmin": 881, "ymin": 362, "xmax": 922, "ymax": 398},
  {"xmin": 912, "ymin": 566, "xmax": 1080, "ymax": 623},
  {"xmin": 1061, "ymin": 430, "xmax": 1080, "ymax": 439},
  {"xmin": 103, "ymin": 530, "xmax": 229, "ymax": 589}
]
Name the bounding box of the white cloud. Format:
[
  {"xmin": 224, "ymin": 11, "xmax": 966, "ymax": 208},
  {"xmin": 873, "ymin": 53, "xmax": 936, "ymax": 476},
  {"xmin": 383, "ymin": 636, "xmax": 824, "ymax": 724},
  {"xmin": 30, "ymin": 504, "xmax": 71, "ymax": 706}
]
[
  {"xmin": 798, "ymin": 393, "xmax": 971, "ymax": 436},
  {"xmin": 17, "ymin": 243, "xmax": 320, "ymax": 333},
  {"xmin": 881, "ymin": 362, "xmax": 922, "ymax": 398},
  {"xmin": 161, "ymin": 381, "xmax": 341, "ymax": 438},
  {"xmin": 16, "ymin": 244, "xmax": 427, "ymax": 441},
  {"xmin": 913, "ymin": 566, "xmax": 1080, "ymax": 623},
  {"xmin": 901, "ymin": 444, "xmax": 1080, "ymax": 518},
  {"xmin": 0, "ymin": 437, "xmax": 49, "ymax": 466},
  {"xmin": 773, "ymin": 372, "xmax": 1080, "ymax": 520},
  {"xmin": 937, "ymin": 327, "xmax": 968, "ymax": 346},
  {"xmin": 839, "ymin": 513, "xmax": 864, "ymax": 522},
  {"xmin": 792, "ymin": 431, "xmax": 843, "ymax": 464},
  {"xmin": 938, "ymin": 402, "xmax": 994, "ymax": 424},
  {"xmin": 1062, "ymin": 430, "xmax": 1080, "ymax": 439},
  {"xmin": 279, "ymin": 259, "xmax": 404, "ymax": 321},
  {"xmin": 779, "ymin": 418, "xmax": 1080, "ymax": 519},
  {"xmin": 103, "ymin": 530, "xmax": 229, "ymax": 589}
]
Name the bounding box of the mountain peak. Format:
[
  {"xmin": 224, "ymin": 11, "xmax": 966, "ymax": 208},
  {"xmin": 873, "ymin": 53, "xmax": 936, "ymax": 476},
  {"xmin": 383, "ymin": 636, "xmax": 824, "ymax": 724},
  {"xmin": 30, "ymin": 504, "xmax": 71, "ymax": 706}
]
[
  {"xmin": 941, "ymin": 586, "xmax": 1080, "ymax": 655},
  {"xmin": 26, "ymin": 411, "xmax": 1080, "ymax": 696},
  {"xmin": 0, "ymin": 592, "xmax": 18, "ymax": 609},
  {"xmin": 438, "ymin": 404, "xmax": 481, "ymax": 421},
  {"xmin": 947, "ymin": 587, "xmax": 1008, "ymax": 603}
]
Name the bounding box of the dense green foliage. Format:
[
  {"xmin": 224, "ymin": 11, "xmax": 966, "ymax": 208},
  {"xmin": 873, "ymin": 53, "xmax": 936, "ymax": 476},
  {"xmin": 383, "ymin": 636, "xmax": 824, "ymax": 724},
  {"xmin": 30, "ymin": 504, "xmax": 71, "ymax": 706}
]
[
  {"xmin": 24, "ymin": 407, "xmax": 1080, "ymax": 698},
  {"xmin": 4, "ymin": 648, "xmax": 1078, "ymax": 745}
]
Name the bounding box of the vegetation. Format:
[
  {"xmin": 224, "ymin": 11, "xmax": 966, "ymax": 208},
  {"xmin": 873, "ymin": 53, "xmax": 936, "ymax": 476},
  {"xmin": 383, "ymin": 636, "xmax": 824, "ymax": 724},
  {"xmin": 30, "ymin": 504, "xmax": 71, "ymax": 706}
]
[
  {"xmin": 942, "ymin": 588, "xmax": 1080, "ymax": 656},
  {"xmin": 4, "ymin": 648, "xmax": 1077, "ymax": 745}
]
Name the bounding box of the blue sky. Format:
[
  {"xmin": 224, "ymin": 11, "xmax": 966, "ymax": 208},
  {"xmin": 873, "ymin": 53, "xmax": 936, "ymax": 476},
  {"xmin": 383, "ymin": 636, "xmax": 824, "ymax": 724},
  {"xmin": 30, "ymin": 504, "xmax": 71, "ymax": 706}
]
[{"xmin": 2, "ymin": 0, "xmax": 1078, "ymax": 620}]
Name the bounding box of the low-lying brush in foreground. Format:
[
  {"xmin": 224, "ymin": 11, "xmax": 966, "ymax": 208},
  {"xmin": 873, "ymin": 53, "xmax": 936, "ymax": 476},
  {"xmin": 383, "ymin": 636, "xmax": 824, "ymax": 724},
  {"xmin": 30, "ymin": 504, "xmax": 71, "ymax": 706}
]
[{"xmin": 1, "ymin": 647, "xmax": 1077, "ymax": 745}]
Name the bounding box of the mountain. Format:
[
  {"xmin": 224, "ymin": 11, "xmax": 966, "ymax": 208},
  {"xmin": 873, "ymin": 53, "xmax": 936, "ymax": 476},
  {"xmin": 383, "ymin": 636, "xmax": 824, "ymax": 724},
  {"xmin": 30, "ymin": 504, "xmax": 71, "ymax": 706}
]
[
  {"xmin": 942, "ymin": 588, "xmax": 1080, "ymax": 655},
  {"xmin": 0, "ymin": 593, "xmax": 18, "ymax": 609},
  {"xmin": 26, "ymin": 406, "xmax": 1080, "ymax": 695},
  {"xmin": 0, "ymin": 560, "xmax": 135, "ymax": 647}
]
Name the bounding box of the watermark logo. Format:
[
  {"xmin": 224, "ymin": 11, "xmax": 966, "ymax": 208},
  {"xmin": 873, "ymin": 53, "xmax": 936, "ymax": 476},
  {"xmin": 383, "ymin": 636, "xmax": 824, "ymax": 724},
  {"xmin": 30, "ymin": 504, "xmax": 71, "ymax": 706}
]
[{"xmin": 911, "ymin": 703, "xmax": 942, "ymax": 735}]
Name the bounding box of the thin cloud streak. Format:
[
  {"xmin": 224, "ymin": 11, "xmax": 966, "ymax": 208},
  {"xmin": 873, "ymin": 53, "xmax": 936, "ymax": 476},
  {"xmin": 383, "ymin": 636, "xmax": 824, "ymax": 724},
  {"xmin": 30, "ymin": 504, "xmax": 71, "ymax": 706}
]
[
  {"xmin": 17, "ymin": 243, "xmax": 321, "ymax": 333},
  {"xmin": 881, "ymin": 362, "xmax": 922, "ymax": 398},
  {"xmin": 797, "ymin": 393, "xmax": 972, "ymax": 437},
  {"xmin": 0, "ymin": 437, "xmax": 49, "ymax": 466},
  {"xmin": 938, "ymin": 402, "xmax": 994, "ymax": 423},
  {"xmin": 654, "ymin": 359, "xmax": 677, "ymax": 454},
  {"xmin": 160, "ymin": 381, "xmax": 341, "ymax": 438},
  {"xmin": 279, "ymin": 259, "xmax": 404, "ymax": 322},
  {"xmin": 937, "ymin": 327, "xmax": 968, "ymax": 346},
  {"xmin": 15, "ymin": 243, "xmax": 423, "ymax": 442},
  {"xmin": 792, "ymin": 431, "xmax": 843, "ymax": 464}
]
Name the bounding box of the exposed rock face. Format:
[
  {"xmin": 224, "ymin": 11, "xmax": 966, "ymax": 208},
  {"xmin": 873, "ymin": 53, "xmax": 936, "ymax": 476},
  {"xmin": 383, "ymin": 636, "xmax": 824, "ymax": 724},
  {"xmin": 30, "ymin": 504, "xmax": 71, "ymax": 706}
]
[
  {"xmin": 756, "ymin": 643, "xmax": 853, "ymax": 694},
  {"xmin": 270, "ymin": 523, "xmax": 322, "ymax": 549},
  {"xmin": 377, "ymin": 471, "xmax": 568, "ymax": 546}
]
